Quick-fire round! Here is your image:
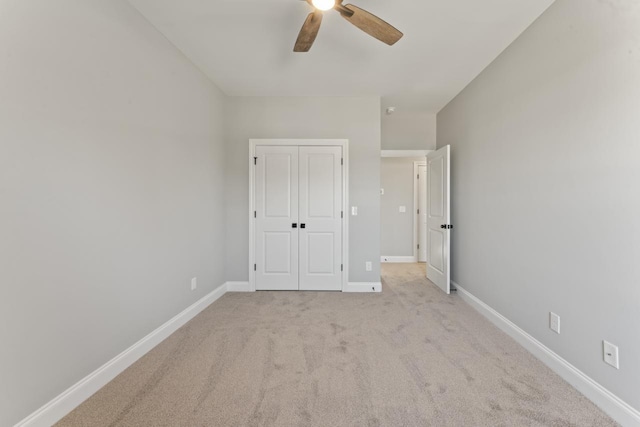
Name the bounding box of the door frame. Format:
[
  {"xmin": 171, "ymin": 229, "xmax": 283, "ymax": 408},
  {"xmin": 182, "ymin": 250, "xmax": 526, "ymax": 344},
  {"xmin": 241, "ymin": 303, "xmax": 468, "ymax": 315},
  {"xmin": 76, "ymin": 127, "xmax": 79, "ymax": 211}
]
[
  {"xmin": 413, "ymin": 161, "xmax": 427, "ymax": 263},
  {"xmin": 249, "ymin": 139, "xmax": 349, "ymax": 292}
]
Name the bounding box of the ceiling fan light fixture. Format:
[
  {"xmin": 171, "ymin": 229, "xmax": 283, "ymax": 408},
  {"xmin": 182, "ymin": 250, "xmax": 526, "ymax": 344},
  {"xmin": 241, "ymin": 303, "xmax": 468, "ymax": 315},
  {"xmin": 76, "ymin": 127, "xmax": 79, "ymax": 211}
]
[
  {"xmin": 294, "ymin": 1, "xmax": 403, "ymax": 52},
  {"xmin": 311, "ymin": 0, "xmax": 336, "ymax": 11}
]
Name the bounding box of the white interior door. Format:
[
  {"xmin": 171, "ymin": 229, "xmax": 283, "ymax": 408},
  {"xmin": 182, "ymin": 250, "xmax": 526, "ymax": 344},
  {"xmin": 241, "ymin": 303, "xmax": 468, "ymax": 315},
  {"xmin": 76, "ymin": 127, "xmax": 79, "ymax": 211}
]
[
  {"xmin": 255, "ymin": 146, "xmax": 299, "ymax": 291},
  {"xmin": 254, "ymin": 145, "xmax": 343, "ymax": 291},
  {"xmin": 426, "ymin": 146, "xmax": 451, "ymax": 294},
  {"xmin": 418, "ymin": 164, "xmax": 427, "ymax": 262},
  {"xmin": 299, "ymin": 146, "xmax": 343, "ymax": 291}
]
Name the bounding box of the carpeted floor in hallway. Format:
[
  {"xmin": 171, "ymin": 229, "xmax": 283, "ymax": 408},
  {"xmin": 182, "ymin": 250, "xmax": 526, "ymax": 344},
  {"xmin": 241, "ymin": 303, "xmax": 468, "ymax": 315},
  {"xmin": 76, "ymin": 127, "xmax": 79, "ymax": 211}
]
[{"xmin": 58, "ymin": 263, "xmax": 617, "ymax": 426}]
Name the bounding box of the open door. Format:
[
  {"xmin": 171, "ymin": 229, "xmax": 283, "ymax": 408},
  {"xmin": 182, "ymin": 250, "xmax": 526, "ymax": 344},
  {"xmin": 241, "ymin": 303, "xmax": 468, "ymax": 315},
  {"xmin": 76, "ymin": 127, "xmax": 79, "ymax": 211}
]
[{"xmin": 426, "ymin": 146, "xmax": 451, "ymax": 294}]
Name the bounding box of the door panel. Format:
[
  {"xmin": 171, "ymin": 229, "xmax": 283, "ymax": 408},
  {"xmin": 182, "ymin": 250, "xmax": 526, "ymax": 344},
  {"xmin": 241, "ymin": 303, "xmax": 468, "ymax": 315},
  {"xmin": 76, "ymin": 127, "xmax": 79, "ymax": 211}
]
[
  {"xmin": 428, "ymin": 229, "xmax": 444, "ymax": 272},
  {"xmin": 299, "ymin": 146, "xmax": 343, "ymax": 291},
  {"xmin": 255, "ymin": 146, "xmax": 299, "ymax": 291},
  {"xmin": 429, "ymin": 158, "xmax": 444, "ymax": 217},
  {"xmin": 426, "ymin": 146, "xmax": 450, "ymax": 294},
  {"xmin": 264, "ymin": 154, "xmax": 292, "ymax": 217},
  {"xmin": 307, "ymin": 233, "xmax": 335, "ymax": 274},
  {"xmin": 307, "ymin": 155, "xmax": 336, "ymax": 218},
  {"xmin": 418, "ymin": 164, "xmax": 427, "ymax": 262},
  {"xmin": 264, "ymin": 232, "xmax": 292, "ymax": 273}
]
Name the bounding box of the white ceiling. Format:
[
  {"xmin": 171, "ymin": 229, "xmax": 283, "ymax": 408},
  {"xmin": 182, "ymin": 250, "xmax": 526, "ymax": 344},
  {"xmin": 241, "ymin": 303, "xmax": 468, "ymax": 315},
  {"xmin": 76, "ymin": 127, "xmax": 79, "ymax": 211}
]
[{"xmin": 128, "ymin": 0, "xmax": 554, "ymax": 113}]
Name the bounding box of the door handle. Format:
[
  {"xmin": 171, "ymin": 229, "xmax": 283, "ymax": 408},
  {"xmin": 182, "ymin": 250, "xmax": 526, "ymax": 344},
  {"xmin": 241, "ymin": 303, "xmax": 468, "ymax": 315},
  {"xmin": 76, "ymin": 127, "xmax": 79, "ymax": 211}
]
[
  {"xmin": 300, "ymin": 224, "xmax": 306, "ymax": 229},
  {"xmin": 292, "ymin": 223, "xmax": 298, "ymax": 229},
  {"xmin": 440, "ymin": 224, "xmax": 446, "ymax": 229}
]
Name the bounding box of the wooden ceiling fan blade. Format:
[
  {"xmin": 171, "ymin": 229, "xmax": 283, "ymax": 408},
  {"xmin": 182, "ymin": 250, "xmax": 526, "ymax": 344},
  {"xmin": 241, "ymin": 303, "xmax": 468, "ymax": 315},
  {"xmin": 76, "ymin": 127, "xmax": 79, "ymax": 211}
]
[
  {"xmin": 340, "ymin": 4, "xmax": 403, "ymax": 46},
  {"xmin": 294, "ymin": 11, "xmax": 323, "ymax": 52}
]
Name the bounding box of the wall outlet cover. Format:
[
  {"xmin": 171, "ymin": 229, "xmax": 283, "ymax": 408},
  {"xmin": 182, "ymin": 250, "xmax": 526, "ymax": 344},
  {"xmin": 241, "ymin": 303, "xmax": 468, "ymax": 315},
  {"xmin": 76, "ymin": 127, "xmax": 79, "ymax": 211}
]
[
  {"xmin": 191, "ymin": 277, "xmax": 197, "ymax": 291},
  {"xmin": 365, "ymin": 261, "xmax": 372, "ymax": 271},
  {"xmin": 603, "ymin": 341, "xmax": 620, "ymax": 369},
  {"xmin": 399, "ymin": 206, "xmax": 407, "ymax": 213},
  {"xmin": 549, "ymin": 312, "xmax": 560, "ymax": 334}
]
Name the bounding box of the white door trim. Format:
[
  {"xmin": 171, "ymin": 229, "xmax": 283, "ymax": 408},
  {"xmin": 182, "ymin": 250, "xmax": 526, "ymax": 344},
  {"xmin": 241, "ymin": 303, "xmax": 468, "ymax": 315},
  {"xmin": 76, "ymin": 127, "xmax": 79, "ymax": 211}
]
[
  {"xmin": 249, "ymin": 139, "xmax": 349, "ymax": 292},
  {"xmin": 381, "ymin": 150, "xmax": 434, "ymax": 158},
  {"xmin": 413, "ymin": 161, "xmax": 427, "ymax": 263}
]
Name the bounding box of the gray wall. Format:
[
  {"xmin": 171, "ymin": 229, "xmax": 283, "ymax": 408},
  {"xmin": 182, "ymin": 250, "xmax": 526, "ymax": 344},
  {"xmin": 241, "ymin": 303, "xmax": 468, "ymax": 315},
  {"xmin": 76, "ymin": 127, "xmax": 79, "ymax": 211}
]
[
  {"xmin": 438, "ymin": 0, "xmax": 640, "ymax": 412},
  {"xmin": 225, "ymin": 97, "xmax": 381, "ymax": 283},
  {"xmin": 0, "ymin": 1, "xmax": 227, "ymax": 425},
  {"xmin": 382, "ymin": 111, "xmax": 436, "ymax": 150},
  {"xmin": 381, "ymin": 157, "xmax": 424, "ymax": 257}
]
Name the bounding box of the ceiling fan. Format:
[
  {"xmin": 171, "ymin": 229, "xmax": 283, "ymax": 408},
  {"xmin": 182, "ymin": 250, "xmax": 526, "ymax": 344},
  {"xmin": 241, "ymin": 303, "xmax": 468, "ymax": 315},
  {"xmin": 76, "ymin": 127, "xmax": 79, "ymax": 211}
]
[{"xmin": 294, "ymin": 0, "xmax": 403, "ymax": 52}]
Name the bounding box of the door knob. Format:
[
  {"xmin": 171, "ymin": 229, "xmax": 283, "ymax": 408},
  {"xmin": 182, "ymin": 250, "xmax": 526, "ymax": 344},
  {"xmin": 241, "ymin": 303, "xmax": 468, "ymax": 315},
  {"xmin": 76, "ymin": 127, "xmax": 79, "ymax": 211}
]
[
  {"xmin": 440, "ymin": 224, "xmax": 446, "ymax": 229},
  {"xmin": 300, "ymin": 224, "xmax": 306, "ymax": 229},
  {"xmin": 292, "ymin": 223, "xmax": 298, "ymax": 228}
]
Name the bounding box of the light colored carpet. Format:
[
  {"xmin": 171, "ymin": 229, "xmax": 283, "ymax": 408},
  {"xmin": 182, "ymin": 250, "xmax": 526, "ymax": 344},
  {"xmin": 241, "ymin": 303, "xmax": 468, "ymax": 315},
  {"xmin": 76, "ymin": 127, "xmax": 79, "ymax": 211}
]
[{"xmin": 58, "ymin": 264, "xmax": 617, "ymax": 426}]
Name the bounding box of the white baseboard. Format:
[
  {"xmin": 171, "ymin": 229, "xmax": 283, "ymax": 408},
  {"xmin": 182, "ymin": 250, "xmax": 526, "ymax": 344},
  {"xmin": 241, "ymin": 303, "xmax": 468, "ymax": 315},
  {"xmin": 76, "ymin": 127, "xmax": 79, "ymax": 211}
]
[
  {"xmin": 14, "ymin": 284, "xmax": 228, "ymax": 427},
  {"xmin": 453, "ymin": 281, "xmax": 640, "ymax": 427},
  {"xmin": 344, "ymin": 282, "xmax": 382, "ymax": 293},
  {"xmin": 380, "ymin": 256, "xmax": 416, "ymax": 263},
  {"xmin": 226, "ymin": 281, "xmax": 251, "ymax": 292},
  {"xmin": 226, "ymin": 281, "xmax": 382, "ymax": 293}
]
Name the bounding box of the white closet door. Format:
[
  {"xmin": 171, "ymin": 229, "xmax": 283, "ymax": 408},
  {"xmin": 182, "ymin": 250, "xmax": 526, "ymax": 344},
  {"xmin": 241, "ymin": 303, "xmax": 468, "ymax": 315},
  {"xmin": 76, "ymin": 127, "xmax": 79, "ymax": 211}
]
[
  {"xmin": 255, "ymin": 146, "xmax": 299, "ymax": 291},
  {"xmin": 298, "ymin": 146, "xmax": 343, "ymax": 291}
]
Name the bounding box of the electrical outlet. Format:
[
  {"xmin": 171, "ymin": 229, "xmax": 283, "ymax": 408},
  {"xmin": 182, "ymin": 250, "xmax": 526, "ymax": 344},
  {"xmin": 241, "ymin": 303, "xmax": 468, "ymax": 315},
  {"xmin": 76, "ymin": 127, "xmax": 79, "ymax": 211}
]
[
  {"xmin": 549, "ymin": 312, "xmax": 560, "ymax": 334},
  {"xmin": 191, "ymin": 277, "xmax": 197, "ymax": 291},
  {"xmin": 365, "ymin": 261, "xmax": 372, "ymax": 272},
  {"xmin": 399, "ymin": 206, "xmax": 407, "ymax": 213},
  {"xmin": 603, "ymin": 341, "xmax": 620, "ymax": 369}
]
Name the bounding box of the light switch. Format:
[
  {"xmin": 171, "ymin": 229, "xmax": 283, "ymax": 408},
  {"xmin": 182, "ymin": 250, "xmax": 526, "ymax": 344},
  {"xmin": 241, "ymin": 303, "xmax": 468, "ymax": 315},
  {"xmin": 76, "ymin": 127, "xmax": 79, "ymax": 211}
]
[
  {"xmin": 380, "ymin": 188, "xmax": 384, "ymax": 195},
  {"xmin": 351, "ymin": 206, "xmax": 358, "ymax": 216},
  {"xmin": 399, "ymin": 206, "xmax": 407, "ymax": 213}
]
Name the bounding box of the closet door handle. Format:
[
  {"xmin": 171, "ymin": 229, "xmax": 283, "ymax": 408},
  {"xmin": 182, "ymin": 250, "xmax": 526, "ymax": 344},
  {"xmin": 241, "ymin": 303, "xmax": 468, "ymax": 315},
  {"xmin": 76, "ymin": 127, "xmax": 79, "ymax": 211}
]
[
  {"xmin": 292, "ymin": 223, "xmax": 298, "ymax": 229},
  {"xmin": 300, "ymin": 223, "xmax": 306, "ymax": 229}
]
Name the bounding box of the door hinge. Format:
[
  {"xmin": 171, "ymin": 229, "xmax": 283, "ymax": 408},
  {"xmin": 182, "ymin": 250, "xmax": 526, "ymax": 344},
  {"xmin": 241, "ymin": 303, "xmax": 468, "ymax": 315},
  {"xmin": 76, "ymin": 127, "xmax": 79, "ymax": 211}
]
[
  {"xmin": 417, "ymin": 244, "xmax": 420, "ymax": 249},
  {"xmin": 254, "ymin": 211, "xmax": 256, "ymax": 218},
  {"xmin": 341, "ymin": 158, "xmax": 344, "ymax": 166},
  {"xmin": 417, "ymin": 174, "xmax": 419, "ymax": 179},
  {"xmin": 341, "ymin": 211, "xmax": 343, "ymax": 219},
  {"xmin": 417, "ymin": 209, "xmax": 420, "ymax": 214},
  {"xmin": 254, "ymin": 157, "xmax": 257, "ymax": 165},
  {"xmin": 254, "ymin": 264, "xmax": 257, "ymax": 271},
  {"xmin": 341, "ymin": 264, "xmax": 343, "ymax": 272}
]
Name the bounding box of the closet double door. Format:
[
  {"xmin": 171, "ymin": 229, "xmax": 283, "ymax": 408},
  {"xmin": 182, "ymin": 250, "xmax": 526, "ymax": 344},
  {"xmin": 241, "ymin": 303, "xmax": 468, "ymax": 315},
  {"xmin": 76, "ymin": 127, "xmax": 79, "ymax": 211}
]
[{"xmin": 255, "ymin": 146, "xmax": 343, "ymax": 291}]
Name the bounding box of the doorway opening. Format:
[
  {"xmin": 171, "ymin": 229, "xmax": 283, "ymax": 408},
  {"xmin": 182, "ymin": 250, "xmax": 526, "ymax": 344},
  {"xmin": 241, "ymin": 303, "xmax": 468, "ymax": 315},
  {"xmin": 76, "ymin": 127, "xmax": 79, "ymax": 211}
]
[
  {"xmin": 380, "ymin": 152, "xmax": 430, "ymax": 264},
  {"xmin": 380, "ymin": 148, "xmax": 451, "ymax": 295}
]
